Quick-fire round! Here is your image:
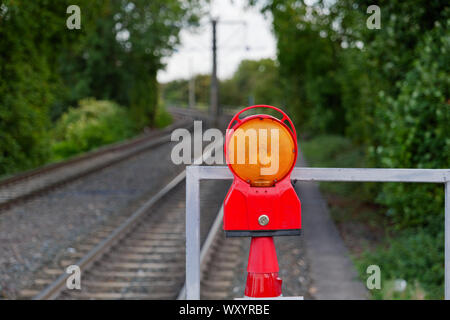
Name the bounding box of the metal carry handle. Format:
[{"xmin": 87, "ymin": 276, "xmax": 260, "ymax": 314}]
[{"xmin": 226, "ymin": 105, "xmax": 297, "ymax": 139}]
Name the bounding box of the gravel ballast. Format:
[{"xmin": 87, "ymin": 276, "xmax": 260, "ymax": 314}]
[{"xmin": 0, "ymin": 141, "xmax": 184, "ymax": 298}]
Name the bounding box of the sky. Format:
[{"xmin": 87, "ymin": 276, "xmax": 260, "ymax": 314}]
[{"xmin": 157, "ymin": 0, "xmax": 277, "ymax": 83}]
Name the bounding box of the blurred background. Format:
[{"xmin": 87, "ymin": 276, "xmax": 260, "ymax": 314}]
[{"xmin": 0, "ymin": 0, "xmax": 449, "ymax": 299}]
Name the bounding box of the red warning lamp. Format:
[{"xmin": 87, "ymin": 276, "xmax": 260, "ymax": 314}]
[
  {"xmin": 223, "ymin": 105, "xmax": 302, "ymax": 298},
  {"xmin": 224, "ymin": 105, "xmax": 301, "ymax": 237}
]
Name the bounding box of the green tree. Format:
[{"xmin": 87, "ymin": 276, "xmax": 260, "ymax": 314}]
[
  {"xmin": 255, "ymin": 0, "xmax": 347, "ymax": 134},
  {"xmin": 220, "ymin": 59, "xmax": 283, "ymax": 108},
  {"xmin": 0, "ymin": 0, "xmax": 98, "ymax": 175},
  {"xmin": 0, "ymin": 0, "xmax": 205, "ymax": 176},
  {"xmin": 375, "ymin": 20, "xmax": 450, "ymax": 230},
  {"xmin": 161, "ymin": 79, "xmax": 190, "ymax": 107},
  {"xmin": 62, "ymin": 0, "xmax": 204, "ymax": 128},
  {"xmin": 161, "ymin": 74, "xmax": 211, "ymax": 109}
]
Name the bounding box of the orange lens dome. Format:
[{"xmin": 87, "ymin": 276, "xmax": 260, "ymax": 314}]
[{"xmin": 227, "ymin": 117, "xmax": 296, "ymax": 186}]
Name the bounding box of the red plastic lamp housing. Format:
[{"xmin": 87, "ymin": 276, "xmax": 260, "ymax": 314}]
[{"xmin": 223, "ymin": 105, "xmax": 301, "ymax": 237}]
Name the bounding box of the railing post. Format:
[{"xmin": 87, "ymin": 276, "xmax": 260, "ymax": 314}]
[
  {"xmin": 186, "ymin": 166, "xmax": 201, "ymax": 300},
  {"xmin": 445, "ymin": 182, "xmax": 449, "ymax": 300}
]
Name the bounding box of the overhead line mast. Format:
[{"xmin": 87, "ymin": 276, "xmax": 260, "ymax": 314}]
[{"xmin": 210, "ymin": 18, "xmax": 219, "ymax": 123}]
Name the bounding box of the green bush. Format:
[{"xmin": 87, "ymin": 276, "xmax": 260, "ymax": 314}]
[
  {"xmin": 369, "ymin": 279, "xmax": 427, "ymax": 300},
  {"xmin": 373, "ymin": 21, "xmax": 450, "ymax": 232},
  {"xmin": 51, "ymin": 99, "xmax": 137, "ymax": 160},
  {"xmin": 153, "ymin": 106, "xmax": 173, "ymax": 129},
  {"xmin": 341, "ymin": 7, "xmax": 448, "ymax": 300},
  {"xmin": 356, "ymin": 229, "xmax": 444, "ymax": 299}
]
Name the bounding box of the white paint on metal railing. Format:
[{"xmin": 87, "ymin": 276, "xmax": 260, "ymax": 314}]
[
  {"xmin": 193, "ymin": 166, "xmax": 449, "ymax": 183},
  {"xmin": 178, "ymin": 206, "xmax": 224, "ymax": 300},
  {"xmin": 185, "ymin": 166, "xmax": 450, "ymax": 300},
  {"xmin": 185, "ymin": 166, "xmax": 201, "ymax": 300}
]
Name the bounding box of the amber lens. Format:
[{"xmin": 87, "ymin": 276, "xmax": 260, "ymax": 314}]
[{"xmin": 227, "ymin": 117, "xmax": 296, "ymax": 186}]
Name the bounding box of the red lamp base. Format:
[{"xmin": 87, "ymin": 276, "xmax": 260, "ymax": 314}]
[{"xmin": 244, "ymin": 237, "xmax": 282, "ymax": 297}]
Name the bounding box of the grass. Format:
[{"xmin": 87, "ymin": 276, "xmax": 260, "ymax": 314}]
[{"xmin": 301, "ymin": 134, "xmax": 373, "ymax": 200}]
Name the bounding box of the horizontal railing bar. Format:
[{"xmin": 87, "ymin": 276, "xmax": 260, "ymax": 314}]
[{"xmin": 196, "ymin": 166, "xmax": 450, "ymax": 183}]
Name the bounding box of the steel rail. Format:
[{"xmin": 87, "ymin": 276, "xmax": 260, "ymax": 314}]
[
  {"xmin": 33, "ymin": 139, "xmax": 221, "ymax": 300},
  {"xmin": 33, "ymin": 170, "xmax": 186, "ymax": 300},
  {"xmin": 0, "ymin": 115, "xmax": 194, "ymax": 211},
  {"xmin": 0, "ymin": 117, "xmax": 189, "ymax": 187}
]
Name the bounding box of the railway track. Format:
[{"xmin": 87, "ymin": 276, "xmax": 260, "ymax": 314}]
[
  {"xmin": 0, "ymin": 109, "xmax": 206, "ymax": 212},
  {"xmin": 2, "ymin": 108, "xmax": 246, "ymax": 300},
  {"xmin": 20, "ymin": 136, "xmax": 245, "ymax": 300}
]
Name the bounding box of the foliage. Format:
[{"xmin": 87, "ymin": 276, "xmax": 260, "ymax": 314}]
[
  {"xmin": 161, "ymin": 59, "xmax": 283, "ymax": 109},
  {"xmin": 249, "ymin": 0, "xmax": 449, "ymax": 299},
  {"xmin": 255, "ymin": 0, "xmax": 348, "ymax": 134},
  {"xmin": 161, "ymin": 74, "xmax": 211, "ymax": 109},
  {"xmin": 301, "ymin": 135, "xmax": 373, "ymax": 201},
  {"xmin": 153, "ymin": 105, "xmax": 174, "ymax": 129},
  {"xmin": 374, "ymin": 20, "xmax": 450, "ymax": 231},
  {"xmin": 161, "ymin": 79, "xmax": 191, "ymax": 107},
  {"xmin": 370, "ymin": 279, "xmax": 427, "ymax": 300},
  {"xmin": 0, "ymin": 0, "xmax": 204, "ymax": 176},
  {"xmin": 60, "ymin": 0, "xmax": 205, "ymax": 128},
  {"xmin": 303, "ymin": 134, "xmax": 445, "ymax": 299},
  {"xmin": 220, "ymin": 59, "xmax": 283, "ymax": 107},
  {"xmin": 356, "ymin": 229, "xmax": 444, "ymax": 299},
  {"xmin": 51, "ymin": 99, "xmax": 136, "ymax": 160},
  {"xmin": 301, "ymin": 135, "xmax": 365, "ymax": 168},
  {"xmin": 0, "ymin": 0, "xmax": 97, "ymax": 176}
]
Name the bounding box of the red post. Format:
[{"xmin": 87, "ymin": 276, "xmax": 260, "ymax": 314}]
[{"xmin": 245, "ymin": 237, "xmax": 282, "ymax": 297}]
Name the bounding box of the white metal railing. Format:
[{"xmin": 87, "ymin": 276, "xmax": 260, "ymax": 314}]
[{"xmin": 185, "ymin": 166, "xmax": 450, "ymax": 300}]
